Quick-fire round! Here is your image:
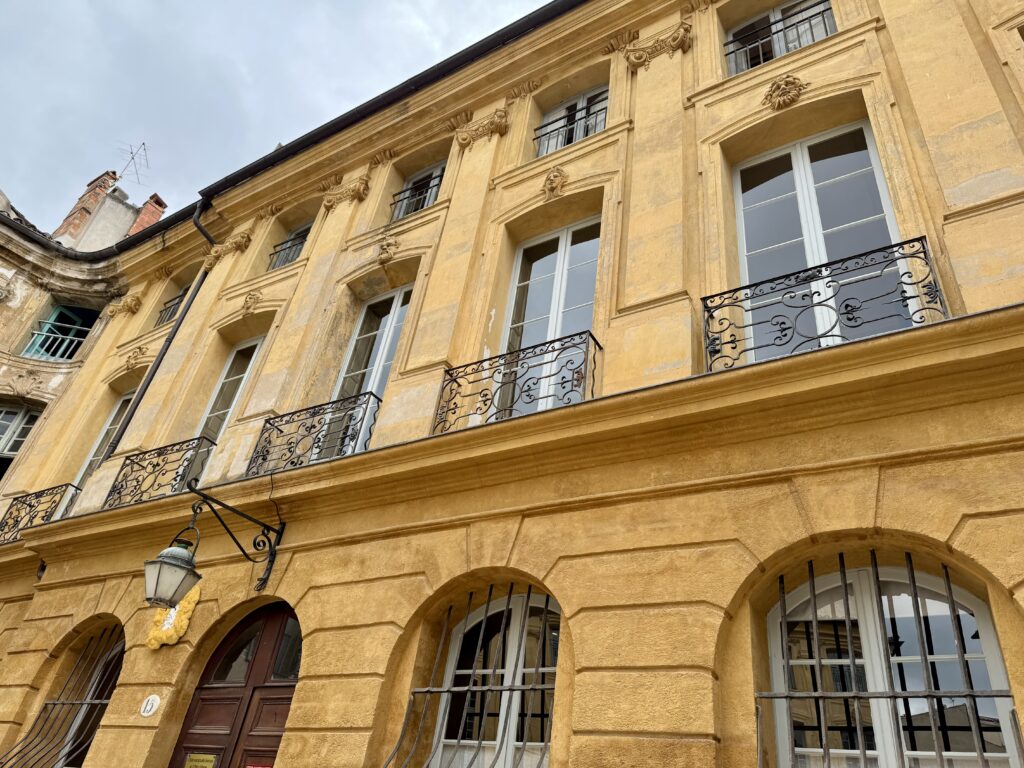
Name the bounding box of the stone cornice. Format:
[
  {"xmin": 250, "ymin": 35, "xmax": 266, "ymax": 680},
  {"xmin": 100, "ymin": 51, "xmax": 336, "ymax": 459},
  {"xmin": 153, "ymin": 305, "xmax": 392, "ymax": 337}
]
[{"xmin": 14, "ymin": 302, "xmax": 1024, "ymax": 563}]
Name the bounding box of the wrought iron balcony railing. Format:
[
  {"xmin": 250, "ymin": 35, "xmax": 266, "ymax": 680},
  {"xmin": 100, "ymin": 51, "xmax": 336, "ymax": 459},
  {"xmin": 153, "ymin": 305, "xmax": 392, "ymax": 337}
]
[
  {"xmin": 391, "ymin": 176, "xmax": 443, "ymax": 221},
  {"xmin": 268, "ymin": 233, "xmax": 309, "ymax": 271},
  {"xmin": 102, "ymin": 436, "xmax": 214, "ymax": 509},
  {"xmin": 534, "ymin": 97, "xmax": 608, "ymax": 157},
  {"xmin": 0, "ymin": 484, "xmax": 80, "ymax": 545},
  {"xmin": 702, "ymin": 237, "xmax": 947, "ymax": 372},
  {"xmin": 245, "ymin": 392, "xmax": 380, "ymax": 477},
  {"xmin": 433, "ymin": 331, "xmax": 602, "ymax": 435},
  {"xmin": 725, "ymin": 0, "xmax": 835, "ymax": 75},
  {"xmin": 156, "ymin": 288, "xmax": 187, "ymax": 327}
]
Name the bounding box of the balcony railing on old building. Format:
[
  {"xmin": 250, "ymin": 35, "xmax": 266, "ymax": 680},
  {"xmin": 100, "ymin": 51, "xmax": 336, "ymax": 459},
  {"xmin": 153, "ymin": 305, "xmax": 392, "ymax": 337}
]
[
  {"xmin": 102, "ymin": 437, "xmax": 214, "ymax": 509},
  {"xmin": 702, "ymin": 238, "xmax": 947, "ymax": 372},
  {"xmin": 391, "ymin": 176, "xmax": 443, "ymax": 221},
  {"xmin": 534, "ymin": 95, "xmax": 608, "ymax": 157},
  {"xmin": 0, "ymin": 484, "xmax": 80, "ymax": 545},
  {"xmin": 268, "ymin": 232, "xmax": 309, "ymax": 271},
  {"xmin": 246, "ymin": 392, "xmax": 380, "ymax": 477},
  {"xmin": 725, "ymin": 0, "xmax": 836, "ymax": 75},
  {"xmin": 22, "ymin": 320, "xmax": 92, "ymax": 361},
  {"xmin": 433, "ymin": 331, "xmax": 602, "ymax": 435},
  {"xmin": 156, "ymin": 288, "xmax": 187, "ymax": 327}
]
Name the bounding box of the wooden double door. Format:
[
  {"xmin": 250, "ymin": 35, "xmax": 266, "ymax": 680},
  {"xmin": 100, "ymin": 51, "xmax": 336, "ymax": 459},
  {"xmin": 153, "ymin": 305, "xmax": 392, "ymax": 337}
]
[{"xmin": 172, "ymin": 603, "xmax": 302, "ymax": 768}]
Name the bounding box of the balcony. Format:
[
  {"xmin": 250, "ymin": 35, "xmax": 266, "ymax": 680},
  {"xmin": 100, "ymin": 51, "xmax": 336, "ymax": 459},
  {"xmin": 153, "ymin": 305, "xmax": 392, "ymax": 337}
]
[
  {"xmin": 102, "ymin": 436, "xmax": 214, "ymax": 509},
  {"xmin": 246, "ymin": 392, "xmax": 380, "ymax": 477},
  {"xmin": 725, "ymin": 0, "xmax": 836, "ymax": 76},
  {"xmin": 268, "ymin": 231, "xmax": 309, "ymax": 271},
  {"xmin": 702, "ymin": 237, "xmax": 947, "ymax": 372},
  {"xmin": 155, "ymin": 288, "xmax": 187, "ymax": 327},
  {"xmin": 391, "ymin": 175, "xmax": 443, "ymax": 222},
  {"xmin": 433, "ymin": 331, "xmax": 602, "ymax": 434},
  {"xmin": 22, "ymin": 320, "xmax": 92, "ymax": 361},
  {"xmin": 534, "ymin": 94, "xmax": 608, "ymax": 157},
  {"xmin": 0, "ymin": 484, "xmax": 80, "ymax": 545}
]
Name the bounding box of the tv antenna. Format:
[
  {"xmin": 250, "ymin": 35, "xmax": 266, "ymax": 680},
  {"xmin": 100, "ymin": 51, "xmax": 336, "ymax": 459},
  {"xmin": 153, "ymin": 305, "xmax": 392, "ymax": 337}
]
[{"xmin": 116, "ymin": 141, "xmax": 150, "ymax": 186}]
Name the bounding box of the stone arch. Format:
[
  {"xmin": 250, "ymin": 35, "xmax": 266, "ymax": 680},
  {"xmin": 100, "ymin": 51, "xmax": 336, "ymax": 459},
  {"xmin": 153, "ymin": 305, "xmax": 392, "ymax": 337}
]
[
  {"xmin": 712, "ymin": 528, "xmax": 1024, "ymax": 767},
  {"xmin": 365, "ymin": 566, "xmax": 575, "ymax": 768}
]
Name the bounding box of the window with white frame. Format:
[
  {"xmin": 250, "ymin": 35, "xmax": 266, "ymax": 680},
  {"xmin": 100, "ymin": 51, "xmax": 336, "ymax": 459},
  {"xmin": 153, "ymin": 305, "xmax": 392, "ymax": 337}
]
[
  {"xmin": 23, "ymin": 305, "xmax": 100, "ymax": 361},
  {"xmin": 392, "ymin": 163, "xmax": 446, "ymax": 221},
  {"xmin": 0, "ymin": 403, "xmax": 41, "ymax": 481},
  {"xmin": 734, "ymin": 123, "xmax": 909, "ymax": 361},
  {"xmin": 765, "ymin": 551, "xmax": 1022, "ymax": 768},
  {"xmin": 268, "ymin": 222, "xmax": 312, "ymax": 270},
  {"xmin": 336, "ymin": 286, "xmax": 412, "ymax": 401},
  {"xmin": 382, "ymin": 584, "xmax": 561, "ymax": 768},
  {"xmin": 725, "ymin": 0, "xmax": 836, "ymax": 75},
  {"xmin": 75, "ymin": 392, "xmax": 134, "ymax": 491},
  {"xmin": 192, "ymin": 339, "xmax": 262, "ymax": 476},
  {"xmin": 534, "ymin": 86, "xmax": 608, "ymax": 158}
]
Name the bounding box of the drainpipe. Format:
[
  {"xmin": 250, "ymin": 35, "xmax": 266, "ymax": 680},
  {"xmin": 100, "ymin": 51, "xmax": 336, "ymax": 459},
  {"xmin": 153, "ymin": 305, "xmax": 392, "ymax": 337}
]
[{"xmin": 101, "ymin": 198, "xmax": 218, "ymax": 462}]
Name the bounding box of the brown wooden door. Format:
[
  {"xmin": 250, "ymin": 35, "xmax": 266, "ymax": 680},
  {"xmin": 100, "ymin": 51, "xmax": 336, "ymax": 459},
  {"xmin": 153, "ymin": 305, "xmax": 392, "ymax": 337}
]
[{"xmin": 171, "ymin": 603, "xmax": 302, "ymax": 768}]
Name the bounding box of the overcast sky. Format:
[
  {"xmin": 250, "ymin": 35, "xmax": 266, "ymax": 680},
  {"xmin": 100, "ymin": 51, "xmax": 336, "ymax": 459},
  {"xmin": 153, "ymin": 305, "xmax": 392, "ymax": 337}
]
[{"xmin": 1, "ymin": 1, "xmax": 550, "ymax": 231}]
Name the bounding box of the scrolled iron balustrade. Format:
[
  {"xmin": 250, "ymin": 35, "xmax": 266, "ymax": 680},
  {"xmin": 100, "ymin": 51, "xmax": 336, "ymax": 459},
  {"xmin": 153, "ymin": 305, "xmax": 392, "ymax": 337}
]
[
  {"xmin": 702, "ymin": 237, "xmax": 947, "ymax": 372},
  {"xmin": 245, "ymin": 391, "xmax": 380, "ymax": 477},
  {"xmin": 534, "ymin": 97, "xmax": 608, "ymax": 157},
  {"xmin": 268, "ymin": 232, "xmax": 309, "ymax": 270},
  {"xmin": 0, "ymin": 483, "xmax": 80, "ymax": 545},
  {"xmin": 102, "ymin": 436, "xmax": 214, "ymax": 509},
  {"xmin": 725, "ymin": 0, "xmax": 835, "ymax": 75},
  {"xmin": 432, "ymin": 331, "xmax": 602, "ymax": 435},
  {"xmin": 391, "ymin": 175, "xmax": 443, "ymax": 221}
]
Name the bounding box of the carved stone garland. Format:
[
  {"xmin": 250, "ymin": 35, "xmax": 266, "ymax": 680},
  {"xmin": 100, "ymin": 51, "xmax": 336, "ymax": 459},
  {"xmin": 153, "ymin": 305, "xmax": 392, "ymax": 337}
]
[
  {"xmin": 455, "ymin": 108, "xmax": 510, "ymax": 150},
  {"xmin": 623, "ymin": 22, "xmax": 692, "ymax": 71},
  {"xmin": 125, "ymin": 345, "xmax": 148, "ymax": 371},
  {"xmin": 762, "ymin": 74, "xmax": 810, "ymax": 110},
  {"xmin": 322, "ymin": 175, "xmax": 371, "ymax": 211}
]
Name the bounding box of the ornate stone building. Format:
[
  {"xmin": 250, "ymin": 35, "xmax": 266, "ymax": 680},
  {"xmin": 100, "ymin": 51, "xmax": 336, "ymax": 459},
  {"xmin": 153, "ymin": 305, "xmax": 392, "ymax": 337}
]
[{"xmin": 2, "ymin": 0, "xmax": 1024, "ymax": 766}]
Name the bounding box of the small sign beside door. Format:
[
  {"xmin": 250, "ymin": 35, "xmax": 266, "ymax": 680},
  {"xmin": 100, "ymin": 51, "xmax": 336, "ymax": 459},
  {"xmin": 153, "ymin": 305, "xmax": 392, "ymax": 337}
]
[
  {"xmin": 139, "ymin": 694, "xmax": 160, "ymax": 717},
  {"xmin": 183, "ymin": 754, "xmax": 218, "ymax": 768}
]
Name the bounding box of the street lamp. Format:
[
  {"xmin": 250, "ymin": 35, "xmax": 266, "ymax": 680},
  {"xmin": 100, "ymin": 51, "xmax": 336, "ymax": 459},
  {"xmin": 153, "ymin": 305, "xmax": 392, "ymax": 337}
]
[{"xmin": 143, "ymin": 479, "xmax": 285, "ymax": 609}]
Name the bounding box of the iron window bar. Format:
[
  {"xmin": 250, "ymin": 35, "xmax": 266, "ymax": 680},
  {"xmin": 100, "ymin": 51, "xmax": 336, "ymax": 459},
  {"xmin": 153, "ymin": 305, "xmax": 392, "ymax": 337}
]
[
  {"xmin": 757, "ymin": 549, "xmax": 1020, "ymax": 768},
  {"xmin": 102, "ymin": 436, "xmax": 215, "ymax": 509},
  {"xmin": 391, "ymin": 175, "xmax": 444, "ymax": 221},
  {"xmin": 0, "ymin": 483, "xmax": 80, "ymax": 545},
  {"xmin": 383, "ymin": 583, "xmax": 557, "ymax": 768},
  {"xmin": 533, "ymin": 96, "xmax": 608, "ymax": 155},
  {"xmin": 0, "ymin": 623, "xmax": 124, "ymax": 768},
  {"xmin": 432, "ymin": 330, "xmax": 602, "ymax": 435},
  {"xmin": 268, "ymin": 231, "xmax": 310, "ymax": 271},
  {"xmin": 702, "ymin": 236, "xmax": 947, "ymax": 372},
  {"xmin": 725, "ymin": 0, "xmax": 836, "ymax": 74},
  {"xmin": 245, "ymin": 391, "xmax": 381, "ymax": 477},
  {"xmin": 23, "ymin": 320, "xmax": 93, "ymax": 361},
  {"xmin": 156, "ymin": 288, "xmax": 188, "ymax": 327}
]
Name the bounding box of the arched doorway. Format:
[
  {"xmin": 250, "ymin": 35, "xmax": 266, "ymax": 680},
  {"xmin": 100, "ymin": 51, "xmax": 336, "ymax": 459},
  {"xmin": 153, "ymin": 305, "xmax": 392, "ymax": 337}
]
[{"xmin": 171, "ymin": 603, "xmax": 301, "ymax": 768}]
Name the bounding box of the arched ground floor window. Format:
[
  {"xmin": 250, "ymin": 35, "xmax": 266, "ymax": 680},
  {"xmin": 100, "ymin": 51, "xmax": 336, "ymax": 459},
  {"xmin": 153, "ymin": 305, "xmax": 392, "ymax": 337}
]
[
  {"xmin": 385, "ymin": 583, "xmax": 561, "ymax": 768},
  {"xmin": 762, "ymin": 550, "xmax": 1024, "ymax": 768}
]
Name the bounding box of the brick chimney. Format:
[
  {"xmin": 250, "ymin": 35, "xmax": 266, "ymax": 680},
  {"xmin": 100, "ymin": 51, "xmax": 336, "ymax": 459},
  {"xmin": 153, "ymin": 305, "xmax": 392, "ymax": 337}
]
[
  {"xmin": 127, "ymin": 193, "xmax": 167, "ymax": 235},
  {"xmin": 52, "ymin": 171, "xmax": 117, "ymax": 242}
]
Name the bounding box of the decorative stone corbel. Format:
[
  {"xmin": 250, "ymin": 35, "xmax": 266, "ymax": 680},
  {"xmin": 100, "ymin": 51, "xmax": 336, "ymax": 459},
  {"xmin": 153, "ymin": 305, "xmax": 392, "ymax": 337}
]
[
  {"xmin": 322, "ymin": 174, "xmax": 371, "ymax": 211},
  {"xmin": 542, "ymin": 166, "xmax": 568, "ymax": 201},
  {"xmin": 152, "ymin": 264, "xmax": 175, "ymax": 280},
  {"xmin": 455, "ymin": 109, "xmax": 510, "ymax": 150},
  {"xmin": 623, "ymin": 22, "xmax": 692, "ymax": 71},
  {"xmin": 241, "ymin": 290, "xmax": 263, "ymax": 317},
  {"xmin": 202, "ymin": 230, "xmax": 252, "ymax": 271},
  {"xmin": 504, "ymin": 78, "xmax": 545, "ymax": 107},
  {"xmin": 445, "ymin": 111, "xmax": 474, "ymax": 132},
  {"xmin": 146, "ymin": 584, "xmax": 200, "ymax": 649},
  {"xmin": 370, "ymin": 148, "xmax": 396, "ymax": 169},
  {"xmin": 106, "ymin": 294, "xmax": 143, "ymax": 318},
  {"xmin": 125, "ymin": 345, "xmax": 148, "ymax": 371},
  {"xmin": 377, "ymin": 235, "xmax": 400, "ymax": 266},
  {"xmin": 11, "ymin": 369, "xmax": 42, "ymax": 397},
  {"xmin": 602, "ymin": 29, "xmax": 639, "ymax": 55},
  {"xmin": 762, "ymin": 74, "xmax": 810, "ymax": 110},
  {"xmin": 256, "ymin": 202, "xmax": 284, "ymax": 222},
  {"xmin": 682, "ymin": 0, "xmax": 712, "ymax": 12}
]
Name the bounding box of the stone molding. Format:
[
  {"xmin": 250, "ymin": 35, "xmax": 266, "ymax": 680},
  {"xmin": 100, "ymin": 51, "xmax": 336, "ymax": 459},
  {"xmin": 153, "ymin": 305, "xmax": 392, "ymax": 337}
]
[
  {"xmin": 125, "ymin": 345, "xmax": 148, "ymax": 371},
  {"xmin": 256, "ymin": 202, "xmax": 284, "ymax": 221},
  {"xmin": 623, "ymin": 22, "xmax": 692, "ymax": 71},
  {"xmin": 377, "ymin": 234, "xmax": 400, "ymax": 265},
  {"xmin": 106, "ymin": 294, "xmax": 143, "ymax": 318},
  {"xmin": 602, "ymin": 29, "xmax": 639, "ymax": 55},
  {"xmin": 322, "ymin": 175, "xmax": 371, "ymax": 211},
  {"xmin": 542, "ymin": 166, "xmax": 569, "ymax": 201},
  {"xmin": 455, "ymin": 109, "xmax": 510, "ymax": 150},
  {"xmin": 762, "ymin": 74, "xmax": 810, "ymax": 110},
  {"xmin": 10, "ymin": 368, "xmax": 43, "ymax": 398},
  {"xmin": 202, "ymin": 230, "xmax": 252, "ymax": 271},
  {"xmin": 681, "ymin": 0, "xmax": 712, "ymax": 12},
  {"xmin": 370, "ymin": 148, "xmax": 397, "ymax": 169},
  {"xmin": 445, "ymin": 111, "xmax": 474, "ymax": 133},
  {"xmin": 241, "ymin": 290, "xmax": 263, "ymax": 316},
  {"xmin": 504, "ymin": 78, "xmax": 545, "ymax": 106}
]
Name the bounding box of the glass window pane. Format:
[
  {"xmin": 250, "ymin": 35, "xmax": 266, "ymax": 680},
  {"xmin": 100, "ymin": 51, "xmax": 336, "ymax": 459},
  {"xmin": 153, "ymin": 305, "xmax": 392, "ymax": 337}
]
[
  {"xmin": 562, "ymin": 259, "xmax": 597, "ymax": 312},
  {"xmin": 809, "ymin": 130, "xmax": 872, "ymax": 185},
  {"xmin": 568, "ymin": 223, "xmax": 600, "ymax": 266},
  {"xmin": 210, "ymin": 623, "xmax": 261, "ymax": 683},
  {"xmin": 815, "ymin": 169, "xmax": 885, "ymax": 232},
  {"xmin": 519, "ymin": 239, "xmax": 559, "ymax": 281},
  {"xmin": 559, "ymin": 305, "xmax": 593, "ymax": 337},
  {"xmin": 272, "ymin": 618, "xmax": 302, "ymax": 680},
  {"xmin": 745, "ymin": 239, "xmax": 808, "ymax": 284},
  {"xmin": 511, "ymin": 276, "xmax": 554, "ymax": 326},
  {"xmin": 822, "ymin": 218, "xmax": 893, "ymax": 262},
  {"xmin": 508, "ymin": 318, "xmax": 549, "ymax": 351},
  {"xmin": 225, "ymin": 345, "xmax": 256, "ymax": 379},
  {"xmin": 743, "ymin": 194, "xmax": 804, "ymax": 254},
  {"xmin": 741, "ymin": 154, "xmax": 797, "ymax": 207}
]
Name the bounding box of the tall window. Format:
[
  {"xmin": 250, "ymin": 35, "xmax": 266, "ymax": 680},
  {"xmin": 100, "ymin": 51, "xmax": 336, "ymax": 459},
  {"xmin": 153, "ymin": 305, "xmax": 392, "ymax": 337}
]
[
  {"xmin": 0, "ymin": 622, "xmax": 124, "ymax": 768},
  {"xmin": 383, "ymin": 585, "xmax": 560, "ymax": 768},
  {"xmin": 337, "ymin": 287, "xmax": 411, "ymax": 401},
  {"xmin": 725, "ymin": 0, "xmax": 836, "ymax": 75},
  {"xmin": 535, "ymin": 87, "xmax": 608, "ymax": 157},
  {"xmin": 75, "ymin": 392, "xmax": 134, "ymax": 490},
  {"xmin": 0, "ymin": 403, "xmax": 41, "ymax": 481},
  {"xmin": 392, "ymin": 163, "xmax": 445, "ymax": 221},
  {"xmin": 194, "ymin": 340, "xmax": 261, "ymax": 474},
  {"xmin": 766, "ymin": 552, "xmax": 1022, "ymax": 768},
  {"xmin": 268, "ymin": 223, "xmax": 312, "ymax": 270},
  {"xmin": 735, "ymin": 123, "xmax": 906, "ymax": 360},
  {"xmin": 23, "ymin": 305, "xmax": 99, "ymax": 361}
]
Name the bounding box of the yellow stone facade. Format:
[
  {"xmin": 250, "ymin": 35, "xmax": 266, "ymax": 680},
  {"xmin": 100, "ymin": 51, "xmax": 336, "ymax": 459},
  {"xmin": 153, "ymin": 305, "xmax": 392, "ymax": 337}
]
[{"xmin": 2, "ymin": 0, "xmax": 1024, "ymax": 766}]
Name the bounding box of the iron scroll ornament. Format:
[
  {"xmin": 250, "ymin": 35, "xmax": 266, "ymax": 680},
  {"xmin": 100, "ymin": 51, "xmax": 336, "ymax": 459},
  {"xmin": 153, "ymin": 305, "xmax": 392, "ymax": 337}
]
[{"xmin": 185, "ymin": 478, "xmax": 285, "ymax": 592}]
